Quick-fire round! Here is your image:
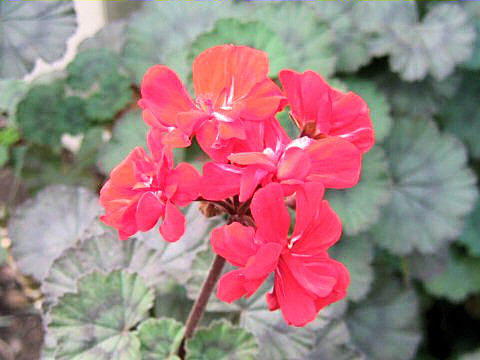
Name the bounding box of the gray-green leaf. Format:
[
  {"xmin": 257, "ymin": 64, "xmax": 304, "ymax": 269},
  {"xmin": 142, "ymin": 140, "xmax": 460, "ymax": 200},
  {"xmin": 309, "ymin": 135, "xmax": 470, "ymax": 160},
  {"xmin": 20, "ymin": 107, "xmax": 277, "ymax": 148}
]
[
  {"xmin": 186, "ymin": 320, "xmax": 258, "ymax": 360},
  {"xmin": 370, "ymin": 118, "xmax": 477, "ymax": 255},
  {"xmin": 137, "ymin": 318, "xmax": 184, "ymax": 360},
  {"xmin": 0, "ymin": 1, "xmax": 77, "ymax": 78},
  {"xmin": 48, "ymin": 270, "xmax": 154, "ymax": 360},
  {"xmin": 8, "ymin": 185, "xmax": 101, "ymax": 281}
]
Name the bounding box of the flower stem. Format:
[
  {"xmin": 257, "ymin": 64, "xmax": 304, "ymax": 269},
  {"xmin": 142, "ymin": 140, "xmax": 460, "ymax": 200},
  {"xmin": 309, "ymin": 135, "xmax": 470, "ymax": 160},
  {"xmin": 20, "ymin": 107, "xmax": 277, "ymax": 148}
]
[{"xmin": 177, "ymin": 254, "xmax": 226, "ymax": 358}]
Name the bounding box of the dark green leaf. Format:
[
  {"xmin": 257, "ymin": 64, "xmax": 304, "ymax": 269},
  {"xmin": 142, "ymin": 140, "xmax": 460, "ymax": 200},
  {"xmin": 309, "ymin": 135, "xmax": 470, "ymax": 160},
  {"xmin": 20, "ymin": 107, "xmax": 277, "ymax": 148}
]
[
  {"xmin": 0, "ymin": 79, "xmax": 28, "ymax": 119},
  {"xmin": 458, "ymin": 200, "xmax": 480, "ymax": 257},
  {"xmin": 97, "ymin": 110, "xmax": 148, "ymax": 174}
]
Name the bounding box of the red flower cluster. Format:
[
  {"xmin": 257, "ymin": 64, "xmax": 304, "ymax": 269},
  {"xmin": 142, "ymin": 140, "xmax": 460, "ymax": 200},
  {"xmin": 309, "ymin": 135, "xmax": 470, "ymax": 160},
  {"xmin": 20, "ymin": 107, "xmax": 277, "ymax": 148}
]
[{"xmin": 99, "ymin": 45, "xmax": 374, "ymax": 326}]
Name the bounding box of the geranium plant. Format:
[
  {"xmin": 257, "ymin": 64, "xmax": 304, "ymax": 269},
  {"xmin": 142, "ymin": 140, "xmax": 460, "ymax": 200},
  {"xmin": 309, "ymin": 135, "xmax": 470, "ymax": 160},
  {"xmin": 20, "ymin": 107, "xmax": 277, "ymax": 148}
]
[{"xmin": 99, "ymin": 44, "xmax": 374, "ymax": 356}]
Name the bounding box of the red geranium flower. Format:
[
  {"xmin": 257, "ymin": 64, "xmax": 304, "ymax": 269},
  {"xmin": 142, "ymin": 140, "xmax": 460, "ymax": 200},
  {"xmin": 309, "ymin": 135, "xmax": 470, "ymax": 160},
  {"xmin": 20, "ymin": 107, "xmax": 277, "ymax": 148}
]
[
  {"xmin": 201, "ymin": 135, "xmax": 361, "ymax": 202},
  {"xmin": 99, "ymin": 132, "xmax": 200, "ymax": 242},
  {"xmin": 211, "ymin": 183, "xmax": 349, "ymax": 326},
  {"xmin": 138, "ymin": 45, "xmax": 285, "ymax": 162},
  {"xmin": 279, "ymin": 69, "xmax": 374, "ymax": 154}
]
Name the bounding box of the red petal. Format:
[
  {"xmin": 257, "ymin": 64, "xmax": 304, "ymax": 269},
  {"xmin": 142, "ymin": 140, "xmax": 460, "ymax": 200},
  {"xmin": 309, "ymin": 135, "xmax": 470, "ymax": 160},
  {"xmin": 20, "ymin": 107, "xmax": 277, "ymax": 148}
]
[
  {"xmin": 139, "ymin": 65, "xmax": 195, "ymax": 127},
  {"xmin": 305, "ymin": 136, "xmax": 362, "ymax": 189},
  {"xmin": 193, "ymin": 45, "xmax": 269, "ymax": 104},
  {"xmin": 239, "ymin": 166, "xmax": 269, "ymax": 202},
  {"xmin": 159, "ymin": 201, "xmax": 185, "ymax": 242},
  {"xmin": 228, "ymin": 151, "xmax": 276, "ymax": 170},
  {"xmin": 330, "ymin": 89, "xmax": 374, "ymax": 154},
  {"xmin": 177, "ymin": 110, "xmax": 210, "ymax": 135},
  {"xmin": 200, "ymin": 162, "xmax": 242, "ymax": 201},
  {"xmin": 274, "ymin": 259, "xmax": 318, "ymax": 326},
  {"xmin": 243, "ymin": 242, "xmax": 283, "ymax": 280},
  {"xmin": 168, "ymin": 163, "xmax": 200, "ymax": 206},
  {"xmin": 196, "ymin": 120, "xmax": 235, "ymax": 162},
  {"xmin": 250, "ymin": 183, "xmax": 289, "ymax": 244},
  {"xmin": 136, "ymin": 192, "xmax": 164, "ymax": 232},
  {"xmin": 292, "ymin": 199, "xmax": 342, "ymax": 256},
  {"xmin": 314, "ymin": 258, "xmax": 350, "ymax": 311},
  {"xmin": 277, "ymin": 146, "xmax": 311, "ymax": 181},
  {"xmin": 292, "ymin": 182, "xmax": 325, "ymax": 239},
  {"xmin": 279, "ymin": 69, "xmax": 332, "ymax": 133},
  {"xmin": 237, "ymin": 78, "xmax": 284, "ymax": 121},
  {"xmin": 216, "ymin": 270, "xmax": 267, "ymax": 303},
  {"xmin": 109, "ymin": 147, "xmax": 146, "ymax": 187},
  {"xmin": 210, "ymin": 223, "xmax": 256, "ymax": 267}
]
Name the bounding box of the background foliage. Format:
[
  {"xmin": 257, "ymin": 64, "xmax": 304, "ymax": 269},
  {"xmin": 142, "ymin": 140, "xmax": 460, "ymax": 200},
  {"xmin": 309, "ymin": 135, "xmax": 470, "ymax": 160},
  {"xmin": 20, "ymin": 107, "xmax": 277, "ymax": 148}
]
[{"xmin": 1, "ymin": 1, "xmax": 480, "ymax": 359}]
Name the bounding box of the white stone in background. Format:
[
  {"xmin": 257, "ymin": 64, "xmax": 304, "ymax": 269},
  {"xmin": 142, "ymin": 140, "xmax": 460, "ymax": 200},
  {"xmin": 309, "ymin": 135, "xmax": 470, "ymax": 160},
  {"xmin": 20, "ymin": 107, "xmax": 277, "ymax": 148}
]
[{"xmin": 61, "ymin": 133, "xmax": 84, "ymax": 153}]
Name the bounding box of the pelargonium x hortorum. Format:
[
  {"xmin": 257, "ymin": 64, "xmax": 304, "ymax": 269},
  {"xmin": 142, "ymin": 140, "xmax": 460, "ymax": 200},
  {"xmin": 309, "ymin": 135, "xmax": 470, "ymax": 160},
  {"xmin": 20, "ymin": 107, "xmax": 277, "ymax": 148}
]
[{"xmin": 99, "ymin": 45, "xmax": 374, "ymax": 338}]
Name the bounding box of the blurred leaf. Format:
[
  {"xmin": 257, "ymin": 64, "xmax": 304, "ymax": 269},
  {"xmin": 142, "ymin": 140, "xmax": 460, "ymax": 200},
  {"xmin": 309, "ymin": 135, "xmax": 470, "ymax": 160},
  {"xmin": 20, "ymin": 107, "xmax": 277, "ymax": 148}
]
[
  {"xmin": 0, "ymin": 246, "xmax": 6, "ymax": 266},
  {"xmin": 0, "ymin": 79, "xmax": 28, "ymax": 119},
  {"xmin": 247, "ymin": 2, "xmax": 336, "ymax": 77},
  {"xmin": 67, "ymin": 49, "xmax": 133, "ymax": 122},
  {"xmin": 346, "ymin": 278, "xmax": 422, "ymax": 360},
  {"xmin": 0, "ymin": 145, "xmax": 7, "ymax": 167},
  {"xmin": 16, "ymin": 81, "xmax": 89, "ymax": 150},
  {"xmin": 189, "ymin": 18, "xmax": 287, "ymax": 77},
  {"xmin": 371, "ymin": 118, "xmax": 477, "ymax": 255},
  {"xmin": 97, "ymin": 110, "xmax": 148, "ymax": 174},
  {"xmin": 48, "ymin": 270, "xmax": 154, "ymax": 359},
  {"xmin": 308, "ymin": 320, "xmax": 365, "ymax": 360},
  {"xmin": 424, "ymin": 251, "xmax": 480, "ymax": 303},
  {"xmin": 329, "ymin": 235, "xmax": 375, "ymax": 302},
  {"xmin": 66, "ymin": 49, "xmax": 121, "ymax": 91},
  {"xmin": 0, "ymin": 127, "xmax": 20, "ymax": 147},
  {"xmin": 369, "ymin": 3, "xmax": 474, "ymax": 81},
  {"xmin": 74, "ymin": 127, "xmax": 104, "ymax": 169},
  {"xmin": 186, "ymin": 320, "xmax": 258, "ymax": 360},
  {"xmin": 277, "ymin": 111, "xmax": 300, "ymax": 139},
  {"xmin": 137, "ymin": 318, "xmax": 184, "ymax": 360},
  {"xmin": 458, "ymin": 200, "xmax": 480, "ymax": 257},
  {"xmin": 326, "ymin": 146, "xmax": 391, "ymax": 236},
  {"xmin": 343, "ymin": 79, "xmax": 393, "ymax": 142},
  {"xmin": 84, "ymin": 72, "xmax": 133, "ymax": 122},
  {"xmin": 376, "ymin": 73, "xmax": 460, "ymax": 118},
  {"xmin": 123, "ymin": 2, "xmax": 237, "ymax": 84},
  {"xmin": 8, "ymin": 185, "xmax": 101, "ymax": 281},
  {"xmin": 78, "ymin": 19, "xmax": 128, "ymax": 54},
  {"xmin": 458, "ymin": 348, "xmax": 480, "ymax": 360},
  {"xmin": 0, "ymin": 1, "xmax": 77, "ymax": 78},
  {"xmin": 407, "ymin": 245, "xmax": 450, "ymax": 283},
  {"xmin": 463, "ymin": 3, "xmax": 480, "ymax": 70},
  {"xmin": 442, "ymin": 70, "xmax": 480, "ymax": 158}
]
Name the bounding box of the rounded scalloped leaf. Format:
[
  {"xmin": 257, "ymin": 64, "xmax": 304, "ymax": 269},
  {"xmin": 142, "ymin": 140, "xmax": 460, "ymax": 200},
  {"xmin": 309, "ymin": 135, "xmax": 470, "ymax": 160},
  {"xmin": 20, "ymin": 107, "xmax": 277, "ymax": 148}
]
[
  {"xmin": 406, "ymin": 245, "xmax": 450, "ymax": 284},
  {"xmin": 188, "ymin": 18, "xmax": 287, "ymax": 78},
  {"xmin": 442, "ymin": 70, "xmax": 480, "ymax": 159},
  {"xmin": 246, "ymin": 2, "xmax": 336, "ymax": 77},
  {"xmin": 66, "ymin": 49, "xmax": 121, "ymax": 91},
  {"xmin": 0, "ymin": 2, "xmax": 77, "ymax": 78},
  {"xmin": 458, "ymin": 200, "xmax": 480, "ymax": 257},
  {"xmin": 424, "ymin": 251, "xmax": 480, "ymax": 303},
  {"xmin": 343, "ymin": 78, "xmax": 393, "ymax": 142},
  {"xmin": 137, "ymin": 318, "xmax": 184, "ymax": 360},
  {"xmin": 370, "ymin": 118, "xmax": 478, "ymax": 255},
  {"xmin": 44, "ymin": 204, "xmax": 221, "ymax": 303},
  {"xmin": 8, "ymin": 185, "xmax": 101, "ymax": 281},
  {"xmin": 308, "ymin": 320, "xmax": 365, "ymax": 360},
  {"xmin": 186, "ymin": 320, "xmax": 258, "ymax": 360},
  {"xmin": 78, "ymin": 19, "xmax": 128, "ymax": 55},
  {"xmin": 16, "ymin": 80, "xmax": 89, "ymax": 149},
  {"xmin": 463, "ymin": 3, "xmax": 480, "ymax": 70},
  {"xmin": 329, "ymin": 235, "xmax": 375, "ymax": 302},
  {"xmin": 346, "ymin": 278, "xmax": 422, "ymax": 360},
  {"xmin": 48, "ymin": 270, "xmax": 154, "ymax": 360},
  {"xmin": 123, "ymin": 2, "xmax": 237, "ymax": 84},
  {"xmin": 326, "ymin": 146, "xmax": 391, "ymax": 236},
  {"xmin": 371, "ymin": 3, "xmax": 475, "ymax": 81},
  {"xmin": 97, "ymin": 110, "xmax": 148, "ymax": 174}
]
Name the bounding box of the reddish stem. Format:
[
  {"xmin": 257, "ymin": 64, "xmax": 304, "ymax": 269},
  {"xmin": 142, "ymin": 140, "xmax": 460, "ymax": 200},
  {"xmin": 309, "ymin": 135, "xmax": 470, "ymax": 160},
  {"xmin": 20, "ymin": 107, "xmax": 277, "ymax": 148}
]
[{"xmin": 177, "ymin": 254, "xmax": 226, "ymax": 358}]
